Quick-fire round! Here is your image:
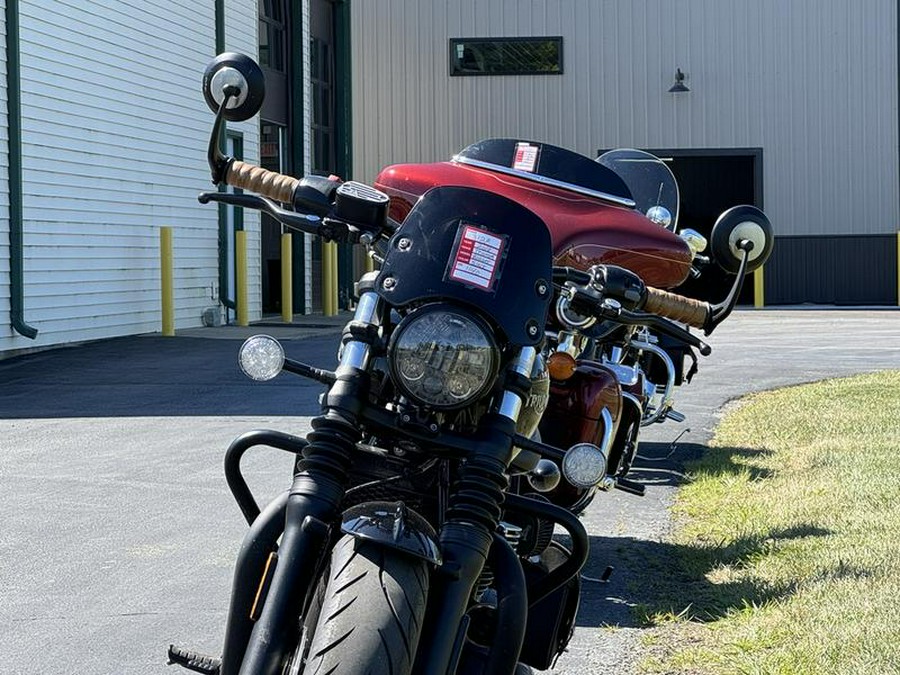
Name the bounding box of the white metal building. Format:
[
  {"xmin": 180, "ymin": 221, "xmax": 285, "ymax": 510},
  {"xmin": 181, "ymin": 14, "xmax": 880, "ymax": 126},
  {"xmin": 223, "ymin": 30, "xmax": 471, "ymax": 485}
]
[
  {"xmin": 350, "ymin": 0, "xmax": 900, "ymax": 306},
  {"xmin": 0, "ymin": 0, "xmax": 261, "ymax": 355},
  {"xmin": 3, "ymin": 0, "xmax": 897, "ymax": 357}
]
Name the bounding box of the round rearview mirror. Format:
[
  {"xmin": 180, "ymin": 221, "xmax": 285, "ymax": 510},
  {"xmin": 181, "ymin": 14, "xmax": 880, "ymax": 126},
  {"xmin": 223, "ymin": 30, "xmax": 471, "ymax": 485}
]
[
  {"xmin": 202, "ymin": 52, "xmax": 265, "ymax": 122},
  {"xmin": 710, "ymin": 205, "xmax": 773, "ymax": 274}
]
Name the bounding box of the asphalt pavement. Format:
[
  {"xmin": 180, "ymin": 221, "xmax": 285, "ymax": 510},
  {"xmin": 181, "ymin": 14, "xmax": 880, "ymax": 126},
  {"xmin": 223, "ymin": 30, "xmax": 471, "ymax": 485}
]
[{"xmin": 0, "ymin": 308, "xmax": 898, "ymax": 674}]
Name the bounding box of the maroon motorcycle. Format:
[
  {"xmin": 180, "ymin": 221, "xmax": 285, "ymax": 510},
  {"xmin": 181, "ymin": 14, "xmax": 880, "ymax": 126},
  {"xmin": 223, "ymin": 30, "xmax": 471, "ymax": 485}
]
[
  {"xmin": 374, "ymin": 139, "xmax": 773, "ymax": 512},
  {"xmin": 168, "ymin": 53, "xmax": 772, "ymax": 675}
]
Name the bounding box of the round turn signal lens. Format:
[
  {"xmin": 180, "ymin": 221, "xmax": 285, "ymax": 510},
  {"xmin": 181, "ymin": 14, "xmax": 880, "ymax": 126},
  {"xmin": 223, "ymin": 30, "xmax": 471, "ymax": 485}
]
[{"xmin": 547, "ymin": 352, "xmax": 577, "ymax": 381}]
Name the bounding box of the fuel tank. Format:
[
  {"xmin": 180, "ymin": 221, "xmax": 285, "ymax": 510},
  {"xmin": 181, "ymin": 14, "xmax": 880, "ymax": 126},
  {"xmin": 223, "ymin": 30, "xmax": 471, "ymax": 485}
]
[{"xmin": 375, "ymin": 157, "xmax": 693, "ymax": 289}]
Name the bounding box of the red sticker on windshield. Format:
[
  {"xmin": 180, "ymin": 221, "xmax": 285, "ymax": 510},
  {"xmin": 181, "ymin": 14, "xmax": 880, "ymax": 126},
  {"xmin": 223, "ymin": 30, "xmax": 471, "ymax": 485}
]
[{"xmin": 447, "ymin": 223, "xmax": 507, "ymax": 292}]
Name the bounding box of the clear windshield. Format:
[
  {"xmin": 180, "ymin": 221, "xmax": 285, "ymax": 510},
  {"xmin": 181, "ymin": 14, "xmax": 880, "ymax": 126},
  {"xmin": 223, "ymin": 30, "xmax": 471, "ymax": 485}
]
[{"xmin": 597, "ymin": 149, "xmax": 680, "ymax": 230}]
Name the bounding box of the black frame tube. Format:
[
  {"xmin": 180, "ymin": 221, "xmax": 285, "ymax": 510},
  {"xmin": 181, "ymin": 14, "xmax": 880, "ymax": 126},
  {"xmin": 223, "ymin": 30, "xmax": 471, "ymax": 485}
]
[
  {"xmin": 503, "ymin": 493, "xmax": 589, "ymax": 606},
  {"xmin": 220, "ymin": 491, "xmax": 289, "ymax": 675},
  {"xmin": 482, "ymin": 532, "xmax": 528, "ymax": 674},
  {"xmin": 224, "ymin": 429, "xmax": 308, "ymax": 525}
]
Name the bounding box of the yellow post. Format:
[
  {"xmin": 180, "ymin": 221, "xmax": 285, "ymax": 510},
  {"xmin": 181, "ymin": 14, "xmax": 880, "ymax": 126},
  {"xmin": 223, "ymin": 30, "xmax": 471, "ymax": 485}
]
[
  {"xmin": 281, "ymin": 232, "xmax": 293, "ymax": 323},
  {"xmin": 330, "ymin": 242, "xmax": 340, "ymax": 314},
  {"xmin": 322, "ymin": 241, "xmax": 332, "ymax": 316},
  {"xmin": 236, "ymin": 230, "xmax": 248, "ymax": 326},
  {"xmin": 753, "ymin": 266, "xmax": 765, "ymax": 308},
  {"xmin": 322, "ymin": 241, "xmax": 338, "ymax": 316},
  {"xmin": 160, "ymin": 227, "xmax": 175, "ymax": 336}
]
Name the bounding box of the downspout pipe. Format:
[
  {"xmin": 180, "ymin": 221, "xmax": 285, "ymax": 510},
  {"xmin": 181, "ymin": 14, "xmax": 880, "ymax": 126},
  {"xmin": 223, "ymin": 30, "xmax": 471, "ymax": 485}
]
[
  {"xmin": 214, "ymin": 0, "xmax": 236, "ymax": 313},
  {"xmin": 6, "ymin": 0, "xmax": 37, "ymax": 339}
]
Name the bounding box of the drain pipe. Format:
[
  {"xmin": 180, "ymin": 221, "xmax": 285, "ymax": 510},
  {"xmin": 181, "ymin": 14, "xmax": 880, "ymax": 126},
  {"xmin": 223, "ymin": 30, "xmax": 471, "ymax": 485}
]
[{"xmin": 6, "ymin": 0, "xmax": 37, "ymax": 339}]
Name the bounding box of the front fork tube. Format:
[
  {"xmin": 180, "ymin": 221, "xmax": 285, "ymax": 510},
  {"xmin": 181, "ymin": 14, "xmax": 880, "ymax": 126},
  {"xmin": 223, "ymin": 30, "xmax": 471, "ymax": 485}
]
[
  {"xmin": 413, "ymin": 348, "xmax": 537, "ymax": 675},
  {"xmin": 230, "ymin": 293, "xmax": 382, "ymax": 675}
]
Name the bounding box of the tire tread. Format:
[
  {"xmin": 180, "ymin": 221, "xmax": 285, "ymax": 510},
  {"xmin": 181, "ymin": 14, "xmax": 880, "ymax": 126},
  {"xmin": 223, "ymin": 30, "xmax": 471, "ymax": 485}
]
[{"xmin": 304, "ymin": 535, "xmax": 428, "ymax": 675}]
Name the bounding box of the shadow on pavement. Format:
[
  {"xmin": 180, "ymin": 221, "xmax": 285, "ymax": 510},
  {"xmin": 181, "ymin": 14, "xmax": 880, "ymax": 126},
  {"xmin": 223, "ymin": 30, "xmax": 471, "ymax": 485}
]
[{"xmin": 0, "ymin": 335, "xmax": 339, "ymax": 419}]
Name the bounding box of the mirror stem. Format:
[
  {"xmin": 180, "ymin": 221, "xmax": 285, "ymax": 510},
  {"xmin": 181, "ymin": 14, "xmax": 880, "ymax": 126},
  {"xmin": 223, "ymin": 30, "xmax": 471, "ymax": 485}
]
[
  {"xmin": 208, "ymin": 91, "xmax": 236, "ymax": 185},
  {"xmin": 705, "ymin": 240, "xmax": 754, "ymax": 335}
]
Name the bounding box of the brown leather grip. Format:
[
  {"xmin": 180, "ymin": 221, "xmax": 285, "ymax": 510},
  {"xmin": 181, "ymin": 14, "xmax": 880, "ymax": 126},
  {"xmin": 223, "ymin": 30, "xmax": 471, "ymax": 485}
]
[
  {"xmin": 643, "ymin": 287, "xmax": 711, "ymax": 329},
  {"xmin": 226, "ymin": 160, "xmax": 299, "ymax": 204}
]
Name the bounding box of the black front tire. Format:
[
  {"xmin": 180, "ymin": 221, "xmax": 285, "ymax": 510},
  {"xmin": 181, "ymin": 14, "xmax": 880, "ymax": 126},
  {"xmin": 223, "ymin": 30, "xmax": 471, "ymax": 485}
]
[{"xmin": 303, "ymin": 534, "xmax": 429, "ymax": 675}]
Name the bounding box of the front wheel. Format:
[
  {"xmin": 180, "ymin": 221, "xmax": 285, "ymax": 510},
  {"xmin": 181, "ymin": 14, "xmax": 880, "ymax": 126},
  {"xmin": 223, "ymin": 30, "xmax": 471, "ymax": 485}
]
[{"xmin": 302, "ymin": 534, "xmax": 429, "ymax": 675}]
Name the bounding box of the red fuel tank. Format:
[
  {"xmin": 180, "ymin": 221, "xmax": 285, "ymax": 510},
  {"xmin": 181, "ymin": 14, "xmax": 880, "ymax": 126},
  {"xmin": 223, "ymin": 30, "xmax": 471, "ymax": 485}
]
[{"xmin": 375, "ymin": 159, "xmax": 693, "ymax": 289}]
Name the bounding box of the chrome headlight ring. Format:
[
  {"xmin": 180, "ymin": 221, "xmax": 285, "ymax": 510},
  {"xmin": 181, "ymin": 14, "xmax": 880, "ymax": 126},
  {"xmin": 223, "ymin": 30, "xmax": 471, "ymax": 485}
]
[{"xmin": 388, "ymin": 305, "xmax": 500, "ymax": 410}]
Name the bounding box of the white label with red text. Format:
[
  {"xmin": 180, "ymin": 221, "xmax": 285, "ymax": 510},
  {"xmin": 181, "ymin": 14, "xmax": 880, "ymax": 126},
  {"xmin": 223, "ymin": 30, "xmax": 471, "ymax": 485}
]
[
  {"xmin": 448, "ymin": 224, "xmax": 506, "ymax": 291},
  {"xmin": 512, "ymin": 142, "xmax": 539, "ymax": 173}
]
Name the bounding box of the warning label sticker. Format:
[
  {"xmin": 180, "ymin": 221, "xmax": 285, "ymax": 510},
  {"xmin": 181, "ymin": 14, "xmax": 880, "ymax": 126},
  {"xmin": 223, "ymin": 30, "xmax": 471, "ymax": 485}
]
[
  {"xmin": 448, "ymin": 223, "xmax": 507, "ymax": 292},
  {"xmin": 512, "ymin": 142, "xmax": 540, "ymax": 173}
]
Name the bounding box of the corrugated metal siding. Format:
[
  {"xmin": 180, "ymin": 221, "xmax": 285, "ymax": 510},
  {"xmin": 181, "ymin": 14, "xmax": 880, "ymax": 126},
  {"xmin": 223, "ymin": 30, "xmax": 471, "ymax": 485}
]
[
  {"xmin": 767, "ymin": 235, "xmax": 897, "ymax": 305},
  {"xmin": 351, "ymin": 0, "xmax": 899, "ymax": 240},
  {"xmin": 0, "ymin": 0, "xmax": 259, "ymax": 353}
]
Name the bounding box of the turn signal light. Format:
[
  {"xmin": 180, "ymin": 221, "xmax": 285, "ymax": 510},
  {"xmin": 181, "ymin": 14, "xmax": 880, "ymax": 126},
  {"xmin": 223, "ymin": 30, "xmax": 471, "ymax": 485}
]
[{"xmin": 547, "ymin": 352, "xmax": 577, "ymax": 381}]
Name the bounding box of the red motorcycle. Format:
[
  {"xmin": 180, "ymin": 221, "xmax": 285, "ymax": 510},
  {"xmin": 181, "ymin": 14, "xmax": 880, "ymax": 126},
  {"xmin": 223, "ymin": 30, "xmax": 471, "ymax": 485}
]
[{"xmin": 373, "ymin": 139, "xmax": 773, "ymax": 512}]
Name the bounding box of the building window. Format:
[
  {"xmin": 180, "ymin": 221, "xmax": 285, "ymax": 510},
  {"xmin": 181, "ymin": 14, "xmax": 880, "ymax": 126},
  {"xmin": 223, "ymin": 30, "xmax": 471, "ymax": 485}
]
[
  {"xmin": 449, "ymin": 37, "xmax": 563, "ymax": 76},
  {"xmin": 310, "ymin": 36, "xmax": 334, "ymax": 173},
  {"xmin": 259, "ymin": 0, "xmax": 286, "ymax": 71}
]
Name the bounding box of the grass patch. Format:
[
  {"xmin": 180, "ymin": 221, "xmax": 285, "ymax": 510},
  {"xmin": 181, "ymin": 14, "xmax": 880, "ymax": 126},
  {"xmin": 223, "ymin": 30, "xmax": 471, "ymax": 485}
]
[{"xmin": 638, "ymin": 370, "xmax": 900, "ymax": 674}]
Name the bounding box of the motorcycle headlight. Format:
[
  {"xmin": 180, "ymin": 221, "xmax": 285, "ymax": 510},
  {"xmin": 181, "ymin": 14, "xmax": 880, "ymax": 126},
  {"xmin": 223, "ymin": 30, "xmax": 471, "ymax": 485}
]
[{"xmin": 389, "ymin": 306, "xmax": 499, "ymax": 410}]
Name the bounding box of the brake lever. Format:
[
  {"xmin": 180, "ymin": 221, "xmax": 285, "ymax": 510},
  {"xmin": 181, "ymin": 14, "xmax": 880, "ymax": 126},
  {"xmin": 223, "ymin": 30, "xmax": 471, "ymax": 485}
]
[
  {"xmin": 617, "ymin": 307, "xmax": 712, "ymax": 356},
  {"xmin": 198, "ymin": 191, "xmax": 323, "ymax": 236}
]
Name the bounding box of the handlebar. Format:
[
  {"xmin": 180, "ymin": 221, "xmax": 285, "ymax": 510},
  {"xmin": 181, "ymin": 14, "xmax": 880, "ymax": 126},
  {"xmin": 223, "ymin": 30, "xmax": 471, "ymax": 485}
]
[{"xmin": 554, "ymin": 266, "xmax": 712, "ymax": 355}]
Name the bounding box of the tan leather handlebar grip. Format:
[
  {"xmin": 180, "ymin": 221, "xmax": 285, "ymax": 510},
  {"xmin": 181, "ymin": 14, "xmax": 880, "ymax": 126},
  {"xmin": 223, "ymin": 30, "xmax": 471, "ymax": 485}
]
[
  {"xmin": 643, "ymin": 287, "xmax": 711, "ymax": 329},
  {"xmin": 226, "ymin": 160, "xmax": 299, "ymax": 204}
]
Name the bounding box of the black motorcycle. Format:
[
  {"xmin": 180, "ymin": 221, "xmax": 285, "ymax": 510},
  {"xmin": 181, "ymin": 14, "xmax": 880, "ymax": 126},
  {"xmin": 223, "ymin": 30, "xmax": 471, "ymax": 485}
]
[{"xmin": 168, "ymin": 53, "xmax": 722, "ymax": 675}]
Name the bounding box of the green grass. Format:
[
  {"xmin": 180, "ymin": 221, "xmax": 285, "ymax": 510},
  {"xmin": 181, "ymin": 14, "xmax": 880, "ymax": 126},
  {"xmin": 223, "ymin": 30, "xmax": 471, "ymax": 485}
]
[{"xmin": 636, "ymin": 370, "xmax": 900, "ymax": 675}]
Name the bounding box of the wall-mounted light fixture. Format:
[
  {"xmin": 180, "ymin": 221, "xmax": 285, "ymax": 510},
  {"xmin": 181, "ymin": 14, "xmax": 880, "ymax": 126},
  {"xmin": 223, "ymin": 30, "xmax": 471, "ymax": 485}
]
[{"xmin": 668, "ymin": 68, "xmax": 689, "ymax": 93}]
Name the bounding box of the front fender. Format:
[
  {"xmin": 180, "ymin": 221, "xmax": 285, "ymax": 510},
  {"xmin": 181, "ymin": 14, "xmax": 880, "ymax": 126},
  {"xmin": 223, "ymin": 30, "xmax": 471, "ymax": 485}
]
[{"xmin": 341, "ymin": 501, "xmax": 442, "ymax": 565}]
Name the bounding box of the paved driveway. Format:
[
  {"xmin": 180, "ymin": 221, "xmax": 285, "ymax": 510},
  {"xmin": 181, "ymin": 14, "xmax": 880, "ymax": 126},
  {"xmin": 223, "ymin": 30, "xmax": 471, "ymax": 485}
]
[{"xmin": 0, "ymin": 309, "xmax": 897, "ymax": 674}]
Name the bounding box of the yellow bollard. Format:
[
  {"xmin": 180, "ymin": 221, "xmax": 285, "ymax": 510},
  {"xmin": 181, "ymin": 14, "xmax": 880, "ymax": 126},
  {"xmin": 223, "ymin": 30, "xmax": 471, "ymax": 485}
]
[
  {"xmin": 753, "ymin": 266, "xmax": 765, "ymax": 308},
  {"xmin": 330, "ymin": 242, "xmax": 339, "ymax": 314},
  {"xmin": 321, "ymin": 241, "xmax": 332, "ymax": 316},
  {"xmin": 160, "ymin": 227, "xmax": 175, "ymax": 336},
  {"xmin": 236, "ymin": 230, "xmax": 248, "ymax": 326},
  {"xmin": 322, "ymin": 241, "xmax": 338, "ymax": 316},
  {"xmin": 281, "ymin": 232, "xmax": 293, "ymax": 323}
]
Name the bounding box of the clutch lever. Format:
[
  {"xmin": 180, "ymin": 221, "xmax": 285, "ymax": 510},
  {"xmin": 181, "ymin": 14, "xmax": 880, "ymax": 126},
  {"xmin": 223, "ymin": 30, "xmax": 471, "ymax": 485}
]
[
  {"xmin": 198, "ymin": 191, "xmax": 323, "ymax": 237},
  {"xmin": 199, "ymin": 191, "xmax": 381, "ymax": 246},
  {"xmin": 616, "ymin": 306, "xmax": 711, "ymax": 356}
]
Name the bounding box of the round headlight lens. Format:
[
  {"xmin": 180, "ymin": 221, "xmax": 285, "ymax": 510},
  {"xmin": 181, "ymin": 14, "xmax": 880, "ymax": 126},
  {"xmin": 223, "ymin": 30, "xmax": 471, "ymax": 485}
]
[{"xmin": 390, "ymin": 307, "xmax": 498, "ymax": 410}]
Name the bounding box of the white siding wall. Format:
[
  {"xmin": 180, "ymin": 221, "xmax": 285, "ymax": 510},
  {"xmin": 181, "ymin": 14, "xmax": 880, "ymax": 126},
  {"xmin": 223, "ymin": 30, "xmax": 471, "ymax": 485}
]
[
  {"xmin": 225, "ymin": 0, "xmax": 261, "ymax": 316},
  {"xmin": 351, "ymin": 0, "xmax": 900, "ymax": 238},
  {"xmin": 0, "ymin": 0, "xmax": 258, "ymax": 354}
]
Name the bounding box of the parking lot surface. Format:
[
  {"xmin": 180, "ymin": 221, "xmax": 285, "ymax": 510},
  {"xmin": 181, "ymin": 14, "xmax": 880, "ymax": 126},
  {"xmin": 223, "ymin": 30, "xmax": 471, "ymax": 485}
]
[{"xmin": 0, "ymin": 309, "xmax": 898, "ymax": 674}]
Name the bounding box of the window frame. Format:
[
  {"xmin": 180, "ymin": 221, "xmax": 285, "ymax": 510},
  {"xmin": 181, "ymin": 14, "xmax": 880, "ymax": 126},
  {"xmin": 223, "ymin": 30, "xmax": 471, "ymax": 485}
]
[{"xmin": 449, "ymin": 36, "xmax": 564, "ymax": 77}]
